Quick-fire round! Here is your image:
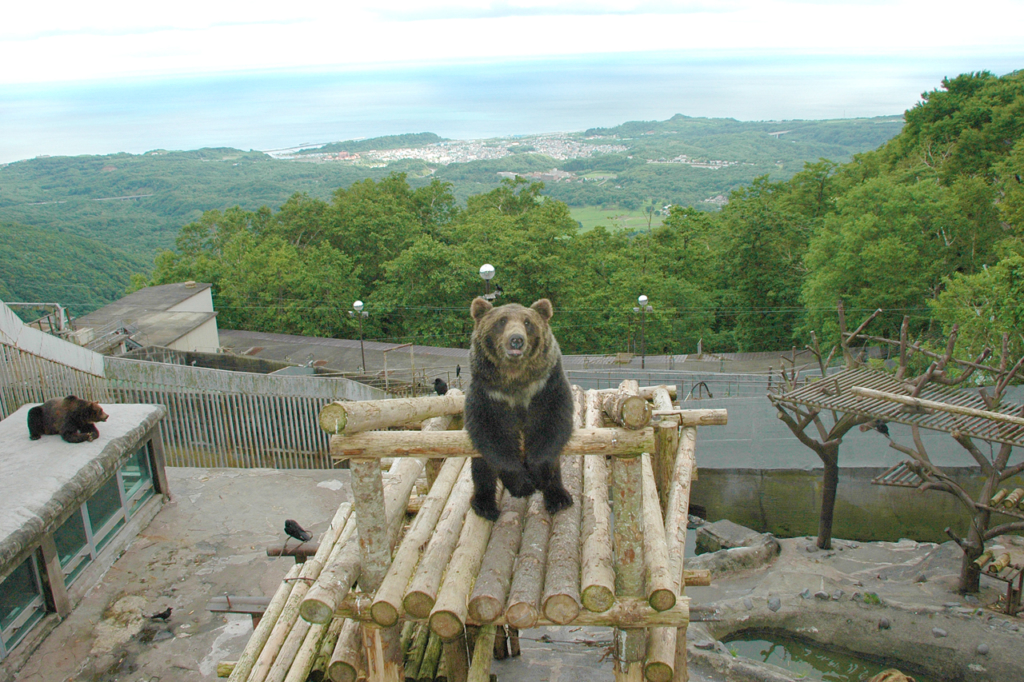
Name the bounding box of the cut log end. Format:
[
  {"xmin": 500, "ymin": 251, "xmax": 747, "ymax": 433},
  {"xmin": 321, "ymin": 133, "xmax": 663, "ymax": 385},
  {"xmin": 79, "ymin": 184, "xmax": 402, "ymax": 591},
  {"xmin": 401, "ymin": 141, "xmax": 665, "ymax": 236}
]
[
  {"xmin": 403, "ymin": 591, "xmax": 436, "ymax": 620},
  {"xmin": 327, "ymin": 660, "xmax": 358, "ymax": 682},
  {"xmin": 581, "ymin": 585, "xmax": 616, "ymax": 613},
  {"xmin": 299, "ymin": 599, "xmax": 334, "ymax": 625},
  {"xmin": 429, "ymin": 609, "xmax": 465, "ymax": 642},
  {"xmin": 649, "ymin": 588, "xmax": 677, "ymax": 613},
  {"xmin": 643, "ymin": 660, "xmax": 674, "ymax": 682},
  {"xmin": 683, "ymin": 569, "xmax": 711, "ymax": 587},
  {"xmin": 542, "ymin": 594, "xmax": 581, "ymax": 625},
  {"xmin": 370, "ymin": 600, "xmax": 399, "ymax": 628},
  {"xmin": 468, "ymin": 595, "xmax": 504, "ymax": 624},
  {"xmin": 505, "ymin": 603, "xmax": 539, "ymax": 630},
  {"xmin": 318, "ymin": 402, "xmax": 348, "ymax": 434}
]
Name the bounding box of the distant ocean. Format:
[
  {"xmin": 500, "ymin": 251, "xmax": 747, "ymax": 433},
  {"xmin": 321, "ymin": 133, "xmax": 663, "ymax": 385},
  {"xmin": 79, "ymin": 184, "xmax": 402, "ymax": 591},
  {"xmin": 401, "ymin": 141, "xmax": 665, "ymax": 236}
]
[{"xmin": 2, "ymin": 50, "xmax": 1022, "ymax": 164}]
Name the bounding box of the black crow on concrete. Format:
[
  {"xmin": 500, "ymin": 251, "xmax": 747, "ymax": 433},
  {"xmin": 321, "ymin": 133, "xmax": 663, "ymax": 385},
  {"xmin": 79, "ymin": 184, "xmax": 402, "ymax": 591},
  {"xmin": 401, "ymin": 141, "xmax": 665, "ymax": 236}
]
[
  {"xmin": 284, "ymin": 519, "xmax": 313, "ymax": 543},
  {"xmin": 149, "ymin": 607, "xmax": 172, "ymax": 621},
  {"xmin": 434, "ymin": 378, "xmax": 448, "ymax": 396}
]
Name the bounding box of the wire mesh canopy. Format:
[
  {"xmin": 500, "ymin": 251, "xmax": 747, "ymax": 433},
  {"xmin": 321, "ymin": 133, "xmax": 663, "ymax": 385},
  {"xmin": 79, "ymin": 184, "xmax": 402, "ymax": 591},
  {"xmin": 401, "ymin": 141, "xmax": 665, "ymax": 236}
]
[{"xmin": 771, "ymin": 367, "xmax": 1024, "ymax": 448}]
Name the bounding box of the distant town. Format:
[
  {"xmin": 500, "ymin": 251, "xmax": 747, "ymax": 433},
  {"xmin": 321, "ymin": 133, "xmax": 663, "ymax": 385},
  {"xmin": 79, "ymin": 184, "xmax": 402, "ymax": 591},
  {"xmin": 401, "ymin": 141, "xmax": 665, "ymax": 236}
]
[{"xmin": 274, "ymin": 133, "xmax": 629, "ymax": 167}]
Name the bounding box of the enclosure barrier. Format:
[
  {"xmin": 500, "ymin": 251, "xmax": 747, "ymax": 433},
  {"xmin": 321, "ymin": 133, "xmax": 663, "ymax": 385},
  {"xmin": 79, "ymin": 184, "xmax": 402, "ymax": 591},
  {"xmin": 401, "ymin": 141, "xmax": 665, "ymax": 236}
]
[{"xmin": 226, "ymin": 382, "xmax": 727, "ymax": 682}]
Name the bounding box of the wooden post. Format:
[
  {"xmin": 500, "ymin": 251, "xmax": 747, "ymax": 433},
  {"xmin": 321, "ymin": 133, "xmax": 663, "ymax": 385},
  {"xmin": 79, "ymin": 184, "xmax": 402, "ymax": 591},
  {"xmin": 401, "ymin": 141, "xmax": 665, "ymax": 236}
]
[
  {"xmin": 429, "ymin": 497, "xmax": 496, "ymax": 640},
  {"xmin": 542, "ymin": 454, "xmax": 583, "ymax": 624},
  {"xmin": 327, "ymin": 618, "xmax": 364, "ymax": 682},
  {"xmin": 237, "ymin": 501, "xmax": 352, "ymax": 682},
  {"xmin": 319, "ymin": 393, "xmax": 466, "ymax": 435},
  {"xmin": 651, "ymin": 387, "xmax": 680, "ymax": 514},
  {"xmin": 421, "ymin": 389, "xmax": 462, "ymax": 487},
  {"xmin": 666, "ymin": 426, "xmax": 698, "ymax": 682},
  {"xmin": 611, "ymin": 381, "xmax": 646, "ymax": 681},
  {"xmin": 603, "ymin": 380, "xmax": 653, "ymax": 430},
  {"xmin": 310, "ymin": 616, "xmax": 346, "ymax": 681},
  {"xmin": 403, "ymin": 463, "xmax": 476, "ymax": 618},
  {"xmin": 228, "ymin": 563, "xmax": 303, "ymax": 682},
  {"xmin": 372, "ymin": 457, "xmax": 468, "ymax": 626},
  {"xmin": 468, "ymin": 494, "xmax": 529, "ymax": 623},
  {"xmin": 443, "ymin": 636, "xmax": 470, "ymax": 682},
  {"xmin": 467, "ymin": 625, "xmax": 497, "ymax": 682},
  {"xmin": 330, "ymin": 427, "xmax": 655, "ymax": 462},
  {"xmin": 581, "ymin": 390, "xmax": 615, "ymax": 613},
  {"xmin": 505, "ymin": 494, "xmax": 551, "ymax": 629},
  {"xmin": 641, "ymin": 453, "xmax": 675, "ymax": 612},
  {"xmin": 300, "ymin": 461, "xmax": 417, "ymax": 624}
]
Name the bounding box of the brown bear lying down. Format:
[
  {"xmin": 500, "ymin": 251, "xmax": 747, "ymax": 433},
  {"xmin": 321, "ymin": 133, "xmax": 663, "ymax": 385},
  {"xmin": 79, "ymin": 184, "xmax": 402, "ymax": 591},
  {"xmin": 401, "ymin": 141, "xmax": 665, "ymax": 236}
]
[{"xmin": 28, "ymin": 395, "xmax": 109, "ymax": 443}]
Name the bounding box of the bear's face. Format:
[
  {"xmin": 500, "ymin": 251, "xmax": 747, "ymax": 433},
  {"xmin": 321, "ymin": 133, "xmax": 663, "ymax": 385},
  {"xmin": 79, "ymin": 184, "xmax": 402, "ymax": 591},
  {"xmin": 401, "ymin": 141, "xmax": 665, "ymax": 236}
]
[
  {"xmin": 84, "ymin": 402, "xmax": 109, "ymax": 423},
  {"xmin": 471, "ymin": 298, "xmax": 557, "ymax": 379}
]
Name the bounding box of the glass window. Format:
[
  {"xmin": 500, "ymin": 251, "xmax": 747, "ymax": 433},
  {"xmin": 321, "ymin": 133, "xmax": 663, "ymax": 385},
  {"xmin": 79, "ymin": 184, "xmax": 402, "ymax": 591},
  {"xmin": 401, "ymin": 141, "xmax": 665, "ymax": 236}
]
[
  {"xmin": 120, "ymin": 443, "xmax": 154, "ymax": 516},
  {"xmin": 0, "ymin": 555, "xmax": 45, "ymax": 655},
  {"xmin": 52, "ymin": 510, "xmax": 92, "ymax": 584},
  {"xmin": 86, "ymin": 477, "xmax": 124, "ymax": 551}
]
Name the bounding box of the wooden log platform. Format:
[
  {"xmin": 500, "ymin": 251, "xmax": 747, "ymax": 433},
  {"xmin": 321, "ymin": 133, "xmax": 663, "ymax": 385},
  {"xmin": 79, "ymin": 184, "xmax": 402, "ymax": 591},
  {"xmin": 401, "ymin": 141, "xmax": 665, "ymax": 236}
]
[{"xmin": 233, "ymin": 384, "xmax": 726, "ymax": 682}]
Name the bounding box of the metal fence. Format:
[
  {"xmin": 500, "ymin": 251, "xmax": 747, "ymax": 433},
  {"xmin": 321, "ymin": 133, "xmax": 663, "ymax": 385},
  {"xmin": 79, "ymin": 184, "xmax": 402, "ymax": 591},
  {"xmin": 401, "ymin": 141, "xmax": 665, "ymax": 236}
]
[
  {"xmin": 0, "ymin": 342, "xmax": 109, "ymax": 419},
  {"xmin": 103, "ymin": 358, "xmax": 385, "ymax": 468},
  {"xmin": 1, "ymin": 321, "xmax": 387, "ymax": 468}
]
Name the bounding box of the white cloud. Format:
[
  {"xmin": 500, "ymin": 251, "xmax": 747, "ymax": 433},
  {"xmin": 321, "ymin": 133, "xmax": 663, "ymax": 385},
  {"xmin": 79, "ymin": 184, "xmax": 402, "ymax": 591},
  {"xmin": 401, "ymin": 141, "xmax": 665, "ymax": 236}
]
[{"xmin": 2, "ymin": 1, "xmax": 1023, "ymax": 84}]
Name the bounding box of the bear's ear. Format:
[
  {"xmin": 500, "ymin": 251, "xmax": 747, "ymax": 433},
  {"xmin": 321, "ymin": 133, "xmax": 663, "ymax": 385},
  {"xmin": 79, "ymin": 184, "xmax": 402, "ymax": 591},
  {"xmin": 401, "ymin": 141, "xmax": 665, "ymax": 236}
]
[
  {"xmin": 471, "ymin": 297, "xmax": 493, "ymax": 321},
  {"xmin": 530, "ymin": 299, "xmax": 553, "ymax": 321}
]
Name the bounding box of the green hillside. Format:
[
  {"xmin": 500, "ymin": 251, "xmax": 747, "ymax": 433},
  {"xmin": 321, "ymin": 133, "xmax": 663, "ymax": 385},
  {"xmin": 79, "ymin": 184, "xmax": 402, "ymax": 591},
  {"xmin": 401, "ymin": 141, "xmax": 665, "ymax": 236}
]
[
  {"xmin": 0, "ymin": 113, "xmax": 905, "ymax": 315},
  {"xmin": 0, "ymin": 222, "xmax": 147, "ymax": 315}
]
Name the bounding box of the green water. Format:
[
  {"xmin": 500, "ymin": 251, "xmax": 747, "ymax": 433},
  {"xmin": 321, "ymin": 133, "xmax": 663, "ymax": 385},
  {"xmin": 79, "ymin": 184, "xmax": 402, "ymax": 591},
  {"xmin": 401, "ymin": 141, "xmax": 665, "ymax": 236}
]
[{"xmin": 724, "ymin": 632, "xmax": 938, "ymax": 682}]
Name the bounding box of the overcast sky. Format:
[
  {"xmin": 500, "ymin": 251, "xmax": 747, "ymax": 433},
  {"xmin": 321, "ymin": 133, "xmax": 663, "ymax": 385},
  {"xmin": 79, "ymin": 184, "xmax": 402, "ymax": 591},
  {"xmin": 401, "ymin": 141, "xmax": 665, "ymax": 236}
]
[{"xmin": 4, "ymin": 0, "xmax": 1024, "ymax": 85}]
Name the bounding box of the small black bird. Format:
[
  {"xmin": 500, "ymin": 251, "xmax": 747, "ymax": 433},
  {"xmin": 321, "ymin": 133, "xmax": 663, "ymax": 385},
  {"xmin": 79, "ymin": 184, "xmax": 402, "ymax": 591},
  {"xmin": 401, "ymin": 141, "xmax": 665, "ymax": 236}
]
[
  {"xmin": 434, "ymin": 378, "xmax": 448, "ymax": 396},
  {"xmin": 148, "ymin": 607, "xmax": 172, "ymax": 621},
  {"xmin": 456, "ymin": 364, "xmax": 461, "ymax": 378},
  {"xmin": 872, "ymin": 419, "xmax": 890, "ymax": 438},
  {"xmin": 284, "ymin": 519, "xmax": 313, "ymax": 543}
]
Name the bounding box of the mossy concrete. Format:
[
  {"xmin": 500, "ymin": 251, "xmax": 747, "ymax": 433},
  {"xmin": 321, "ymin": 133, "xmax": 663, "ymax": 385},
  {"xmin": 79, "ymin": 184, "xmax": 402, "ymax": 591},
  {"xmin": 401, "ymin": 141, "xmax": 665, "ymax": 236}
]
[{"xmin": 692, "ymin": 468, "xmax": 1024, "ymax": 543}]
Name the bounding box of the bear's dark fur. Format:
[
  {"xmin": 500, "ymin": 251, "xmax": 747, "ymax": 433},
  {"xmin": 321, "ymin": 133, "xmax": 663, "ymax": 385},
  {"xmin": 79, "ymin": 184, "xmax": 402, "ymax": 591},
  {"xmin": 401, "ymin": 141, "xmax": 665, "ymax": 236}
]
[
  {"xmin": 464, "ymin": 297, "xmax": 574, "ymax": 521},
  {"xmin": 27, "ymin": 395, "xmax": 109, "ymax": 443}
]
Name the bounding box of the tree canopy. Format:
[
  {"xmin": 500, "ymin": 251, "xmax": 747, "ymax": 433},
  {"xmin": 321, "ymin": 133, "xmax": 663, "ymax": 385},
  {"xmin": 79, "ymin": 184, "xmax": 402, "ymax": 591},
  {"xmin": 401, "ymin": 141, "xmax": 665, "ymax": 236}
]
[{"xmin": 78, "ymin": 70, "xmax": 1024, "ymax": 357}]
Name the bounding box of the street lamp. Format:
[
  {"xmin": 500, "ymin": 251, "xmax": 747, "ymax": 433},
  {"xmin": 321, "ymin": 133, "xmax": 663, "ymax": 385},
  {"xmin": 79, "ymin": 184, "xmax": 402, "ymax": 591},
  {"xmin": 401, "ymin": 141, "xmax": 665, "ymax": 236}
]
[
  {"xmin": 633, "ymin": 294, "xmax": 652, "ymax": 369},
  {"xmin": 479, "ymin": 263, "xmax": 496, "ymax": 299},
  {"xmin": 348, "ymin": 300, "xmax": 368, "ymax": 373}
]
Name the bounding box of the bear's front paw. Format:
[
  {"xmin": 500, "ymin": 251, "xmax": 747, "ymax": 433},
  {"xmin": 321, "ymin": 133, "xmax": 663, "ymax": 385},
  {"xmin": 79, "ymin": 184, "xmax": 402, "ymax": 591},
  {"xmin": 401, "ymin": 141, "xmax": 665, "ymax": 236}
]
[
  {"xmin": 543, "ymin": 486, "xmax": 574, "ymax": 516},
  {"xmin": 471, "ymin": 495, "xmax": 500, "ymax": 521}
]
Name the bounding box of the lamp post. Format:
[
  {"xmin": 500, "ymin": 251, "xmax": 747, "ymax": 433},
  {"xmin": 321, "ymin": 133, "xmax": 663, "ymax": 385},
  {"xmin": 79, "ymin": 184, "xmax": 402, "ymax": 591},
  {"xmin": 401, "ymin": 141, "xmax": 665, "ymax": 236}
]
[
  {"xmin": 634, "ymin": 294, "xmax": 652, "ymax": 369},
  {"xmin": 348, "ymin": 300, "xmax": 368, "ymax": 373},
  {"xmin": 479, "ymin": 263, "xmax": 496, "ymax": 299}
]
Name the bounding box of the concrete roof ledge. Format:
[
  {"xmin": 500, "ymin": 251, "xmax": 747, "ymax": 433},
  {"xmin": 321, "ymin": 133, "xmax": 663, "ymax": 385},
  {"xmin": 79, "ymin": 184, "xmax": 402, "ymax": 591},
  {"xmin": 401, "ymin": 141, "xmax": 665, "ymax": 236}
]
[{"xmin": 0, "ymin": 403, "xmax": 167, "ymax": 572}]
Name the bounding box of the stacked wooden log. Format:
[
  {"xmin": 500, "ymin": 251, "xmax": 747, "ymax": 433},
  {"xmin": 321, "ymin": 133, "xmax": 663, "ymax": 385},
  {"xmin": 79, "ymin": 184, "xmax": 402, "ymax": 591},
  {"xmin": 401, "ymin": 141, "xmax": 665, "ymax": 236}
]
[{"xmin": 226, "ymin": 383, "xmax": 725, "ymax": 682}]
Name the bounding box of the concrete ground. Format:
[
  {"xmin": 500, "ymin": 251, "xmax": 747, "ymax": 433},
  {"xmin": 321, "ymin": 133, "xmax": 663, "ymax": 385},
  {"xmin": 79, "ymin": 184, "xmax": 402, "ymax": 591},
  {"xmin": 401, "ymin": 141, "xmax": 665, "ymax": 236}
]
[{"xmin": 12, "ymin": 467, "xmax": 1024, "ymax": 682}]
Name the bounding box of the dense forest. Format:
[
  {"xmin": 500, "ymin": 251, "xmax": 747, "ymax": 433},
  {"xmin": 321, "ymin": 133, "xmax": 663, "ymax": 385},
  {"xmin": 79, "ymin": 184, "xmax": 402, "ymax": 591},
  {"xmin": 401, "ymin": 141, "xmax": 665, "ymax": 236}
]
[
  {"xmin": 138, "ymin": 70, "xmax": 1024, "ymax": 358},
  {"xmin": 0, "ymin": 116, "xmax": 898, "ymax": 261}
]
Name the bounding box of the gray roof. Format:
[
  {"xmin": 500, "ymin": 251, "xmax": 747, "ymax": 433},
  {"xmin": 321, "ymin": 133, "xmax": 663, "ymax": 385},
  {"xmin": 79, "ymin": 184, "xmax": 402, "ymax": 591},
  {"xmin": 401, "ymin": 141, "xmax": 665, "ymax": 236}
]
[{"xmin": 76, "ymin": 282, "xmax": 216, "ymax": 348}]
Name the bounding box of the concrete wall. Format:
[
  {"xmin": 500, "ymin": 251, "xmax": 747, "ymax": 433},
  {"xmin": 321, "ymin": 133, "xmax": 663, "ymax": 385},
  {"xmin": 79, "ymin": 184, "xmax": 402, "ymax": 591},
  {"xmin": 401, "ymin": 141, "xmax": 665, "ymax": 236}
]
[
  {"xmin": 167, "ymin": 287, "xmax": 214, "ymax": 314},
  {"xmin": 168, "ymin": 317, "xmax": 220, "ymax": 354},
  {"xmin": 689, "ymin": 390, "xmax": 1024, "ymax": 542}
]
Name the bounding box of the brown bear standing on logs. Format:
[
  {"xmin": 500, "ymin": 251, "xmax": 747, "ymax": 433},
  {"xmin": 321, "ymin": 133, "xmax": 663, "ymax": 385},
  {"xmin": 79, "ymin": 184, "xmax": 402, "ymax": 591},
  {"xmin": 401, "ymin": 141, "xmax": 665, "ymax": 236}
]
[
  {"xmin": 27, "ymin": 395, "xmax": 109, "ymax": 443},
  {"xmin": 464, "ymin": 297, "xmax": 574, "ymax": 521}
]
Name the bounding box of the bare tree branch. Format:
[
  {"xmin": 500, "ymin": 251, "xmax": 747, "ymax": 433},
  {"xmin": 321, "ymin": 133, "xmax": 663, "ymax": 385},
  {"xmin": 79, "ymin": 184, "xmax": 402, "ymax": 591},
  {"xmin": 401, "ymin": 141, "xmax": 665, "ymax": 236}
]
[
  {"xmin": 951, "ymin": 431, "xmax": 996, "ymax": 477},
  {"xmin": 985, "ymin": 521, "xmax": 1024, "ymax": 540}
]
